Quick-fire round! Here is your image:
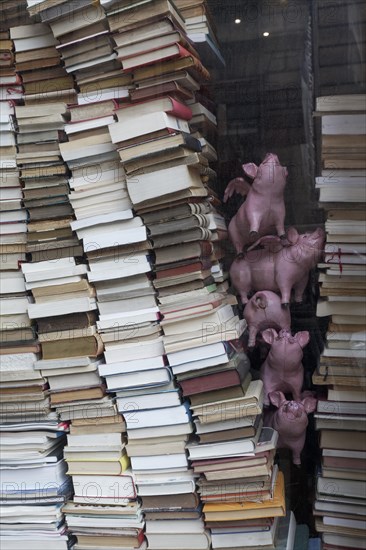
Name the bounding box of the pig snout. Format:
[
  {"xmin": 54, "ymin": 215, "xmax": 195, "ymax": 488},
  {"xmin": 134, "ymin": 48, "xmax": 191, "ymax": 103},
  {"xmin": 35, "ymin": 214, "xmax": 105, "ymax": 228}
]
[
  {"xmin": 263, "ymin": 153, "xmax": 280, "ymax": 164},
  {"xmin": 282, "ymin": 402, "xmax": 304, "ymax": 420},
  {"xmin": 276, "ymin": 330, "xmax": 299, "ymax": 346}
]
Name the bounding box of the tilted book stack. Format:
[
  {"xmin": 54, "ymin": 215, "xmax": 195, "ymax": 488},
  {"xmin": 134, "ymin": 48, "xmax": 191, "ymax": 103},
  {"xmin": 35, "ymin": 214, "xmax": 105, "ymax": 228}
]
[
  {"xmin": 174, "ymin": 0, "xmax": 225, "ymax": 70},
  {"xmin": 314, "ymin": 94, "xmax": 366, "ymax": 549},
  {"xmin": 0, "ymin": 10, "xmax": 72, "ymax": 550}
]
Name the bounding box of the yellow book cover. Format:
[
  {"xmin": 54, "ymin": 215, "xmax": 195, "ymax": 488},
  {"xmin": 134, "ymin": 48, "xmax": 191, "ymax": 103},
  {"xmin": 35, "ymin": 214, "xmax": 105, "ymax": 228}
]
[
  {"xmin": 203, "ymin": 471, "xmax": 285, "ymax": 521},
  {"xmin": 66, "ymin": 454, "xmax": 130, "ymax": 475}
]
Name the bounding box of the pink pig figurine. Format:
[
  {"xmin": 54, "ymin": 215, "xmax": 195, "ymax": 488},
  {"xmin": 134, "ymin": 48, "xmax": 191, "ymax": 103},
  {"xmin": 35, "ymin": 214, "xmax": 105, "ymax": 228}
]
[
  {"xmin": 265, "ymin": 391, "xmax": 317, "ymax": 465},
  {"xmin": 224, "ymin": 153, "xmax": 287, "ymax": 256},
  {"xmin": 230, "ymin": 226, "xmax": 325, "ymax": 306},
  {"xmin": 260, "ymin": 329, "xmax": 309, "ymax": 405},
  {"xmin": 243, "ymin": 291, "xmax": 291, "ymax": 348}
]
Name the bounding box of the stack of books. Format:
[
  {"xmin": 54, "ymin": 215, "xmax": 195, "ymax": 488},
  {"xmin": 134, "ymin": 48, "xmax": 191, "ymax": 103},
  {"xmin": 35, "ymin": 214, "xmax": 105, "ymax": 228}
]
[
  {"xmin": 63, "ymin": 499, "xmax": 145, "ymax": 550},
  {"xmin": 0, "ymin": 18, "xmax": 71, "ymax": 550},
  {"xmin": 0, "ymin": 31, "xmax": 26, "ymax": 275},
  {"xmin": 0, "ymin": 34, "xmax": 22, "ymax": 105},
  {"xmin": 62, "ymin": 416, "xmax": 142, "ymax": 550},
  {"xmin": 0, "ymin": 412, "xmax": 72, "ymax": 550},
  {"xmin": 9, "ymin": 19, "xmax": 80, "ymax": 261},
  {"xmin": 104, "ymin": 1, "xmax": 224, "ymax": 548},
  {"xmin": 314, "ymin": 94, "xmax": 366, "ymax": 549},
  {"xmin": 13, "ymin": 101, "xmax": 82, "ymax": 264},
  {"xmin": 19, "ymin": 254, "xmax": 140, "ymax": 549},
  {"xmin": 203, "ymin": 470, "xmax": 287, "ymax": 550},
  {"xmin": 56, "ymin": 51, "xmax": 151, "ymax": 550},
  {"xmin": 29, "ymin": 0, "xmax": 133, "ymax": 104},
  {"xmin": 0, "ymin": 0, "xmax": 30, "ymax": 30},
  {"xmin": 108, "ymin": 106, "xmax": 207, "ymax": 547},
  {"xmin": 186, "ymin": 379, "xmax": 284, "ymax": 550},
  {"xmin": 20, "ymin": 258, "xmax": 101, "ymax": 407},
  {"xmin": 186, "ymin": 93, "xmax": 219, "ymax": 150},
  {"xmin": 11, "ymin": 21, "xmax": 75, "ymax": 105},
  {"xmin": 174, "ymin": 0, "xmax": 225, "ymax": 70}
]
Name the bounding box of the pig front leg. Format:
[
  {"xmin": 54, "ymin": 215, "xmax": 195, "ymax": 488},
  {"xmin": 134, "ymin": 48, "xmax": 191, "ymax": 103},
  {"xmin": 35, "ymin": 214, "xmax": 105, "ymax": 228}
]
[
  {"xmin": 228, "ymin": 216, "xmax": 248, "ymax": 256},
  {"xmin": 239, "ymin": 291, "xmax": 250, "ymax": 305},
  {"xmin": 245, "ymin": 208, "xmax": 262, "ymax": 241},
  {"xmin": 288, "ymin": 435, "xmax": 305, "ymax": 466},
  {"xmin": 292, "ymin": 383, "xmax": 303, "ymax": 403},
  {"xmin": 293, "ymin": 274, "xmax": 309, "ymax": 303}
]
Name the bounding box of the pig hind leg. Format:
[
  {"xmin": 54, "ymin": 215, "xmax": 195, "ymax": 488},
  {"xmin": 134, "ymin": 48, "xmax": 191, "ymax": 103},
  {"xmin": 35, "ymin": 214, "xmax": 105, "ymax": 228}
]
[
  {"xmin": 275, "ymin": 222, "xmax": 286, "ymax": 240},
  {"xmin": 248, "ymin": 325, "xmax": 258, "ymax": 348},
  {"xmin": 275, "ymin": 206, "xmax": 286, "ymax": 239},
  {"xmin": 293, "ymin": 274, "xmax": 308, "ymax": 303},
  {"xmin": 277, "ymin": 279, "xmax": 292, "ymax": 307},
  {"xmin": 230, "ymin": 264, "xmax": 251, "ymax": 304}
]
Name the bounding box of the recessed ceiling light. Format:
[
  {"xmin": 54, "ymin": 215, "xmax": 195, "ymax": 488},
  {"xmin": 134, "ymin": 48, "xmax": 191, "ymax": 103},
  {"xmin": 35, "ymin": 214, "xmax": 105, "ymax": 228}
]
[
  {"xmin": 234, "ymin": 18, "xmax": 241, "ymax": 24},
  {"xmin": 263, "ymin": 31, "xmax": 270, "ymax": 37}
]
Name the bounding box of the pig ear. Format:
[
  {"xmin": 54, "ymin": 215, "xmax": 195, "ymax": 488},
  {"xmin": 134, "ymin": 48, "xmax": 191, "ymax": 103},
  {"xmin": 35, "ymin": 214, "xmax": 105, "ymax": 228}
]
[
  {"xmin": 242, "ymin": 163, "xmax": 258, "ymax": 180},
  {"xmin": 310, "ymin": 227, "xmax": 325, "ymax": 242},
  {"xmin": 262, "ymin": 328, "xmax": 278, "ymax": 345},
  {"xmin": 301, "ymin": 396, "xmax": 317, "ymax": 413},
  {"xmin": 269, "ymin": 391, "xmax": 286, "ymax": 408},
  {"xmin": 295, "ymin": 331, "xmax": 310, "ymax": 348},
  {"xmin": 286, "ymin": 226, "xmax": 299, "ymax": 244},
  {"xmin": 255, "ymin": 293, "xmax": 268, "ymax": 309}
]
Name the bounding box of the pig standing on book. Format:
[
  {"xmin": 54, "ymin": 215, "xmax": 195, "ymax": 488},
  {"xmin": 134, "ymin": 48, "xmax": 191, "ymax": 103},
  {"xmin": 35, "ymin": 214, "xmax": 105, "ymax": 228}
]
[
  {"xmin": 265, "ymin": 390, "xmax": 317, "ymax": 465},
  {"xmin": 259, "ymin": 328, "xmax": 309, "ymax": 405},
  {"xmin": 224, "ymin": 153, "xmax": 287, "ymax": 257},
  {"xmin": 243, "ymin": 291, "xmax": 291, "ymax": 348},
  {"xmin": 230, "ymin": 227, "xmax": 325, "ymax": 306}
]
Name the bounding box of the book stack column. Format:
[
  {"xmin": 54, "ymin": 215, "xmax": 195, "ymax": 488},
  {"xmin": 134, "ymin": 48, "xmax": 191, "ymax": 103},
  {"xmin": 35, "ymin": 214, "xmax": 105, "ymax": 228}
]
[
  {"xmin": 0, "ymin": 15, "xmax": 72, "ymax": 550},
  {"xmin": 11, "ymin": 11, "xmax": 121, "ymax": 550},
  {"xmin": 27, "ymin": 3, "xmax": 146, "ymax": 550},
  {"xmin": 58, "ymin": 73, "xmax": 148, "ymax": 550},
  {"xmin": 105, "ymin": 1, "xmax": 226, "ymax": 549},
  {"xmin": 313, "ymin": 94, "xmax": 366, "ymax": 549}
]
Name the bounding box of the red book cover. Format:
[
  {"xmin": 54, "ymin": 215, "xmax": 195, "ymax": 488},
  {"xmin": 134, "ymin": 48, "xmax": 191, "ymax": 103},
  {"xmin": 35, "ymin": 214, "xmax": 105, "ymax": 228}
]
[
  {"xmin": 120, "ymin": 95, "xmax": 192, "ymax": 121},
  {"xmin": 156, "ymin": 254, "xmax": 212, "ymax": 271},
  {"xmin": 156, "ymin": 259, "xmax": 212, "ymax": 280},
  {"xmin": 322, "ymin": 455, "xmax": 365, "ymax": 470},
  {"xmin": 180, "ymin": 369, "xmax": 242, "ymax": 396}
]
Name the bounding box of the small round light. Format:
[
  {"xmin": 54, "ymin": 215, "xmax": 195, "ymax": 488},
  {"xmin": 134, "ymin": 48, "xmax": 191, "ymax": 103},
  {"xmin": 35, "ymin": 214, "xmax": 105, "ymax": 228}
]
[
  {"xmin": 234, "ymin": 18, "xmax": 241, "ymax": 24},
  {"xmin": 263, "ymin": 31, "xmax": 270, "ymax": 37}
]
